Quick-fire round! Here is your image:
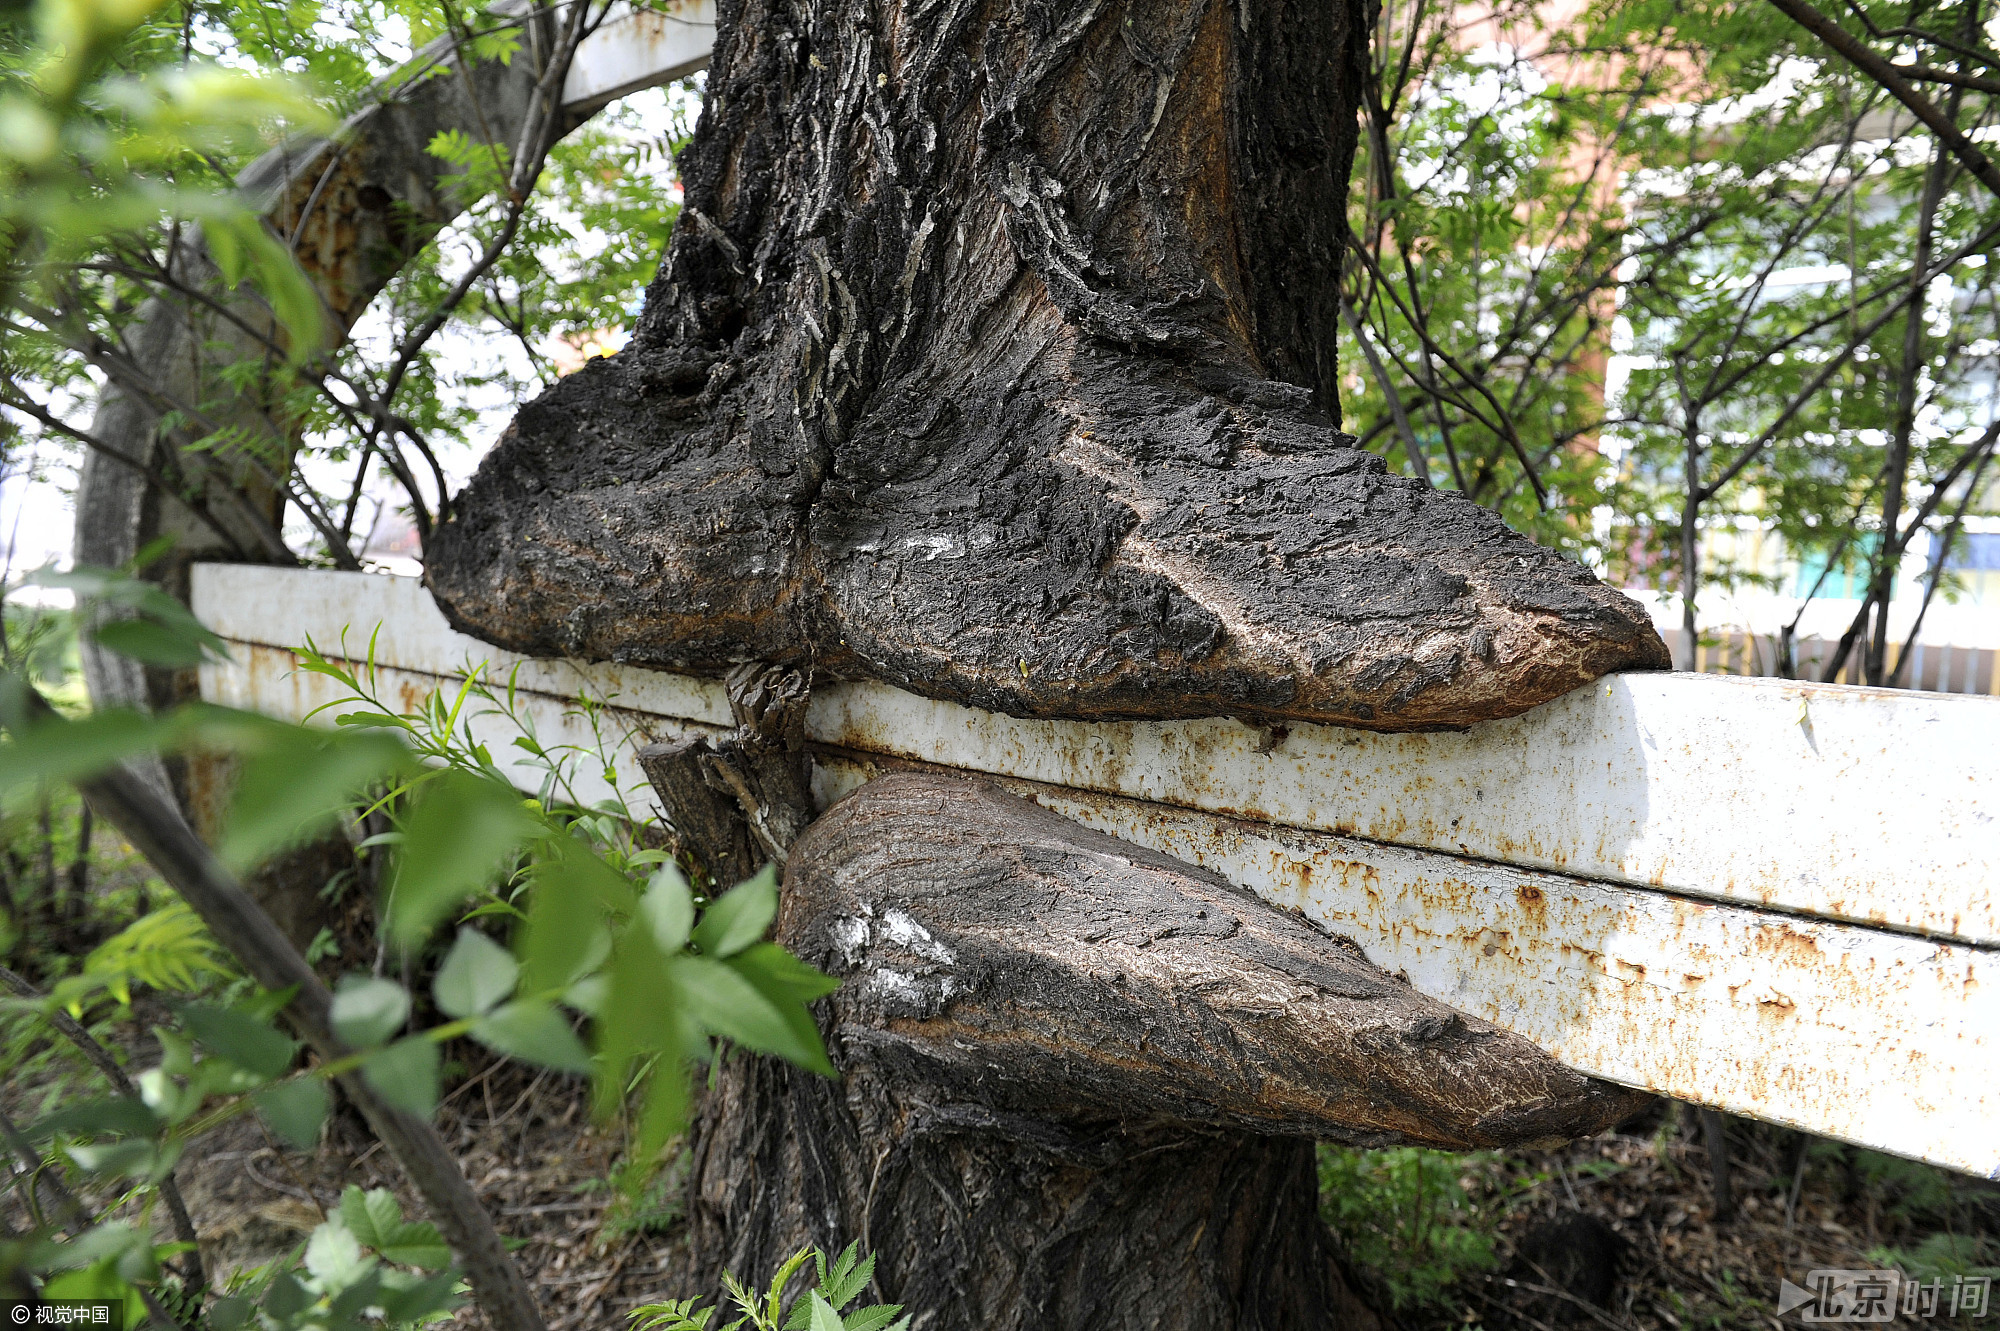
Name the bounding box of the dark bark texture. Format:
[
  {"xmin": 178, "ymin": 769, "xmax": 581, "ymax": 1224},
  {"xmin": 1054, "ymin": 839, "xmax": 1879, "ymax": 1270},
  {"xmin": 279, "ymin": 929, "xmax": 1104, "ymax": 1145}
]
[
  {"xmin": 428, "ymin": 0, "xmax": 1669, "ymax": 732},
  {"xmin": 638, "ymin": 662, "xmax": 816, "ymax": 885},
  {"xmin": 674, "ymin": 772, "xmax": 1647, "ymax": 1329}
]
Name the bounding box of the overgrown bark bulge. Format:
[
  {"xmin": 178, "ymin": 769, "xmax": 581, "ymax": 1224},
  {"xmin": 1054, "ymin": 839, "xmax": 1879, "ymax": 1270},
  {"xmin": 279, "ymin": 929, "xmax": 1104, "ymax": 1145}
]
[
  {"xmin": 675, "ymin": 773, "xmax": 1647, "ymax": 1330},
  {"xmin": 429, "ymin": 0, "xmax": 1667, "ymax": 732}
]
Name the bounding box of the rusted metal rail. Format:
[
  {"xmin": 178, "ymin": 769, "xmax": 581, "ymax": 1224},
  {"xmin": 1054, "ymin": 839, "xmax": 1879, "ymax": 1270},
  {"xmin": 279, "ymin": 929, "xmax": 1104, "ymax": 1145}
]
[{"xmin": 192, "ymin": 563, "xmax": 2000, "ymax": 1179}]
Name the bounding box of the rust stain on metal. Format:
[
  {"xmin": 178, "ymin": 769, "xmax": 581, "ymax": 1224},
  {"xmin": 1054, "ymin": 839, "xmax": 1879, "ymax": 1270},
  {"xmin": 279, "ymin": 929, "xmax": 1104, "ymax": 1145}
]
[{"xmin": 193, "ymin": 567, "xmax": 2000, "ymax": 1176}]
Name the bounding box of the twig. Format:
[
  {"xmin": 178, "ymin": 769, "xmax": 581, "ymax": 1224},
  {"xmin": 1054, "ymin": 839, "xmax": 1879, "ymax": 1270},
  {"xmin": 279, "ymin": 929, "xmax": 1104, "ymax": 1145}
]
[
  {"xmin": 1763, "ymin": 0, "xmax": 2000, "ymax": 198},
  {"xmin": 0, "ymin": 1104, "xmax": 188, "ymax": 1329},
  {"xmin": 570, "ymin": 1235, "xmax": 638, "ymax": 1329}
]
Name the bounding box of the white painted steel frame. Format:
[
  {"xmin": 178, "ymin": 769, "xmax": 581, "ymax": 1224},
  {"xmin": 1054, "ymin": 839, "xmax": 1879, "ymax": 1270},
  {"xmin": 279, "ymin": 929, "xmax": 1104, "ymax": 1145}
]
[
  {"xmin": 191, "ymin": 565, "xmax": 2000, "ymax": 1177},
  {"xmin": 562, "ymin": 0, "xmax": 717, "ymax": 116}
]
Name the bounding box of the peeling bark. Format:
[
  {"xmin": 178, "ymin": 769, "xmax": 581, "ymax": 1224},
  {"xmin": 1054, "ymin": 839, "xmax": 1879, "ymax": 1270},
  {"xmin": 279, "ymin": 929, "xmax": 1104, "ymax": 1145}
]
[
  {"xmin": 428, "ymin": 0, "xmax": 1668, "ymax": 731},
  {"xmin": 675, "ymin": 771, "xmax": 1647, "ymax": 1328}
]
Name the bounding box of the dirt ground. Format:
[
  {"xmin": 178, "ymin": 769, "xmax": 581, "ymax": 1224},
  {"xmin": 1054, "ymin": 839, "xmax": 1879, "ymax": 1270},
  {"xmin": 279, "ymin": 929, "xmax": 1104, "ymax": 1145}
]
[
  {"xmin": 166, "ymin": 1056, "xmax": 695, "ymax": 1330},
  {"xmin": 7, "ymin": 1009, "xmax": 1993, "ymax": 1331},
  {"xmin": 148, "ymin": 1067, "xmax": 1997, "ymax": 1331}
]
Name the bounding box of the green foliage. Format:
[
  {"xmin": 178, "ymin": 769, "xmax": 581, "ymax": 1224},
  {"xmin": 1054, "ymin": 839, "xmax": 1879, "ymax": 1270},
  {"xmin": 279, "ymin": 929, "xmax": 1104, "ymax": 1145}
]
[
  {"xmin": 287, "ymin": 635, "xmax": 842, "ymax": 1172},
  {"xmin": 1345, "ymin": 0, "xmax": 2000, "ymax": 670},
  {"xmin": 199, "ymin": 1186, "xmax": 464, "ymax": 1330},
  {"xmin": 2, "ymin": 0, "xmax": 692, "ymax": 580},
  {"xmin": 1317, "ymin": 1145, "xmax": 1503, "ymax": 1312},
  {"xmin": 0, "ymin": 566, "xmax": 845, "ymax": 1321},
  {"xmin": 631, "ymin": 1242, "xmax": 912, "ymax": 1331},
  {"xmin": 52, "ymin": 898, "xmax": 229, "ymax": 1006},
  {"xmin": 1344, "ymin": 11, "xmax": 1633, "ymax": 548},
  {"xmin": 590, "ymin": 1149, "xmax": 690, "ymax": 1246},
  {"xmin": 0, "ymin": 0, "xmax": 331, "ymax": 366}
]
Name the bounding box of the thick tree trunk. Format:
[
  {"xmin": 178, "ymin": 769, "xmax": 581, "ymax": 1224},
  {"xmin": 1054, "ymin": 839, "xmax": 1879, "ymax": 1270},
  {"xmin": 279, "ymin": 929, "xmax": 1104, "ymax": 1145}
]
[
  {"xmin": 675, "ymin": 772, "xmax": 1645, "ymax": 1329},
  {"xmin": 427, "ymin": 0, "xmax": 1669, "ymax": 1318},
  {"xmin": 428, "ymin": 0, "xmax": 1667, "ymax": 734}
]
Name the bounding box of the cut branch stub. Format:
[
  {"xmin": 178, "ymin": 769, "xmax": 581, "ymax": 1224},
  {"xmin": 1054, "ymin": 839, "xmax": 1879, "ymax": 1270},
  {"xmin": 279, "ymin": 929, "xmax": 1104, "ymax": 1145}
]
[
  {"xmin": 784, "ymin": 770, "xmax": 1648, "ymax": 1148},
  {"xmin": 426, "ymin": 0, "xmax": 1668, "ymax": 732},
  {"xmin": 638, "ymin": 662, "xmax": 813, "ymax": 884}
]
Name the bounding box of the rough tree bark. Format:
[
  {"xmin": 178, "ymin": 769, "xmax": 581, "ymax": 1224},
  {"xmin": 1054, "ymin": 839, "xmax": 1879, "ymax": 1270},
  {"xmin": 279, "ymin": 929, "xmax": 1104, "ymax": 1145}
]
[
  {"xmin": 680, "ymin": 772, "xmax": 1647, "ymax": 1329},
  {"xmin": 425, "ymin": 0, "xmax": 1671, "ymax": 1321},
  {"xmin": 428, "ymin": 0, "xmax": 1668, "ymax": 733}
]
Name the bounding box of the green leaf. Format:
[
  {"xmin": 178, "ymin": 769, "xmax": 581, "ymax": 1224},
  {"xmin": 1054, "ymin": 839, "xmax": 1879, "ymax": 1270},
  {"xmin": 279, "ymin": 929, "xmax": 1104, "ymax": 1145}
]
[
  {"xmin": 263, "ymin": 1270, "xmax": 312, "ymax": 1319},
  {"xmin": 67, "ymin": 1137, "xmax": 180, "ymax": 1184},
  {"xmin": 220, "ymin": 728, "xmax": 408, "ymax": 872},
  {"xmin": 672, "ymin": 955, "xmax": 833, "ymax": 1076},
  {"xmin": 207, "ymin": 1295, "xmax": 252, "ymax": 1331},
  {"xmin": 596, "ymin": 926, "xmax": 683, "ymax": 1121},
  {"xmin": 333, "ymin": 711, "xmax": 413, "ymax": 729},
  {"xmin": 305, "ymin": 1217, "xmax": 373, "ymax": 1292},
  {"xmin": 178, "ymin": 1002, "xmax": 296, "ymax": 1079},
  {"xmin": 362, "ymin": 1037, "xmax": 440, "ymax": 1117},
  {"xmin": 337, "ymin": 1185, "xmax": 453, "ymax": 1269},
  {"xmin": 808, "ymin": 1290, "xmax": 846, "ymax": 1331},
  {"xmin": 632, "ymin": 1059, "xmax": 690, "ymax": 1178},
  {"xmin": 389, "ymin": 770, "xmax": 541, "ymax": 948},
  {"xmin": 0, "ymin": 706, "xmax": 178, "ymax": 793},
  {"xmin": 725, "ymin": 947, "xmax": 836, "ymax": 1076},
  {"xmin": 339, "ymin": 1185, "xmax": 401, "ymax": 1248},
  {"xmin": 691, "ymin": 865, "xmax": 778, "ymax": 958},
  {"xmin": 520, "ymin": 833, "xmax": 630, "ymax": 994},
  {"xmin": 434, "ymin": 927, "xmax": 519, "ymax": 1019},
  {"xmin": 89, "ymin": 616, "xmax": 217, "ymax": 667},
  {"xmin": 253, "ymin": 1078, "xmax": 330, "ymax": 1150},
  {"xmin": 377, "ymin": 1269, "xmax": 463, "ymax": 1320},
  {"xmin": 28, "ymin": 568, "xmax": 229, "ymax": 664},
  {"xmin": 327, "ymin": 1267, "xmax": 389, "ymax": 1322},
  {"xmin": 29, "ymin": 1096, "xmax": 162, "ymax": 1142},
  {"xmin": 375, "ymin": 1226, "xmax": 452, "ymax": 1271},
  {"xmin": 75, "ymin": 900, "xmax": 229, "ymax": 1005},
  {"xmin": 330, "ymin": 975, "xmax": 411, "ymax": 1048},
  {"xmin": 730, "ymin": 943, "xmax": 841, "ymax": 1004},
  {"xmin": 41, "ymin": 1257, "xmax": 149, "ymax": 1329},
  {"xmin": 763, "ymin": 1248, "xmax": 815, "ymax": 1326},
  {"xmin": 819, "ymin": 1242, "xmax": 872, "ymax": 1312},
  {"xmin": 641, "ymin": 862, "xmax": 696, "ymax": 953},
  {"xmin": 838, "ymin": 1306, "xmax": 907, "ymax": 1331},
  {"xmin": 470, "ymin": 999, "xmax": 591, "ymax": 1074}
]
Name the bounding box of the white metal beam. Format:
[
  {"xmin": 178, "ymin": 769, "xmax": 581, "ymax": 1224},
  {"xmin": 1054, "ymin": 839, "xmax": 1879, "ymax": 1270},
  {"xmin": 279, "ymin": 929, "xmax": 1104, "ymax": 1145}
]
[
  {"xmin": 562, "ymin": 0, "xmax": 717, "ymax": 116},
  {"xmin": 190, "ymin": 564, "xmax": 2000, "ymax": 1177},
  {"xmin": 192, "ymin": 565, "xmax": 1999, "ymax": 944}
]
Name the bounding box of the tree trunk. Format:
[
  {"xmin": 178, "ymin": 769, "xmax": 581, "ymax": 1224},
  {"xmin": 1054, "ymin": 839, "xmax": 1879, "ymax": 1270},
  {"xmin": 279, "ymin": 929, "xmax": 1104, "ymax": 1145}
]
[
  {"xmin": 428, "ymin": 0, "xmax": 1667, "ymax": 734},
  {"xmin": 677, "ymin": 772, "xmax": 1645, "ymax": 1330},
  {"xmin": 425, "ymin": 0, "xmax": 1670, "ymax": 1318}
]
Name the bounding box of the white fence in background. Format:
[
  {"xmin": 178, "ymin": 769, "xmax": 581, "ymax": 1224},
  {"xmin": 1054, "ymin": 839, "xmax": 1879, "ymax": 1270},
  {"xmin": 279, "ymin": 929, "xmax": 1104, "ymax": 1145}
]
[
  {"xmin": 191, "ymin": 564, "xmax": 2000, "ymax": 1179},
  {"xmin": 1660, "ymin": 627, "xmax": 2000, "ymax": 696}
]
